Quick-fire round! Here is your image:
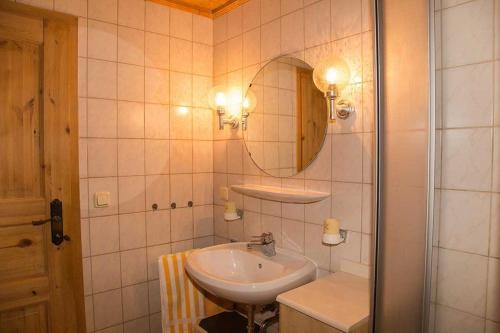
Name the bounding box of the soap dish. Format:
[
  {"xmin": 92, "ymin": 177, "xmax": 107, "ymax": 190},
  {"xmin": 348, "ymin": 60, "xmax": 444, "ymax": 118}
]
[{"xmin": 224, "ymin": 209, "xmax": 243, "ymax": 221}]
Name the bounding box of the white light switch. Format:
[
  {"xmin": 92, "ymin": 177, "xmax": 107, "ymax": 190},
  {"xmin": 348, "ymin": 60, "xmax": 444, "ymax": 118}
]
[
  {"xmin": 94, "ymin": 191, "xmax": 110, "ymax": 208},
  {"xmin": 219, "ymin": 187, "xmax": 229, "ymax": 201}
]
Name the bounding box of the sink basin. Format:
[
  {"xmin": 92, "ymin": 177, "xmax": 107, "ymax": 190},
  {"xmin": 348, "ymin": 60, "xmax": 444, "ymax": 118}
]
[{"xmin": 185, "ymin": 242, "xmax": 317, "ymax": 305}]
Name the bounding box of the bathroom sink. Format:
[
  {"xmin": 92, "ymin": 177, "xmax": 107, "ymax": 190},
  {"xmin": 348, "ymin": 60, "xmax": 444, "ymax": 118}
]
[{"xmin": 185, "ymin": 242, "xmax": 317, "ymax": 305}]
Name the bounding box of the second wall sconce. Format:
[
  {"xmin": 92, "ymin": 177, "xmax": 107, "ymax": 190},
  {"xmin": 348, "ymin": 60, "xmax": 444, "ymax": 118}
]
[
  {"xmin": 313, "ymin": 57, "xmax": 355, "ymax": 122},
  {"xmin": 209, "ymin": 85, "xmax": 239, "ymax": 130}
]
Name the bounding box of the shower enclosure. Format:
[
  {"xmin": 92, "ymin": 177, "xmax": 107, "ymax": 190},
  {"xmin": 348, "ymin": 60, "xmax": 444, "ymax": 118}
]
[{"xmin": 372, "ymin": 0, "xmax": 498, "ymax": 331}]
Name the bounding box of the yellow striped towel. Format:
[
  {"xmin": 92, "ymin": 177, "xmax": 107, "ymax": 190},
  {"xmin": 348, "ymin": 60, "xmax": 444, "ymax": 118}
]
[{"xmin": 159, "ymin": 251, "xmax": 205, "ymax": 333}]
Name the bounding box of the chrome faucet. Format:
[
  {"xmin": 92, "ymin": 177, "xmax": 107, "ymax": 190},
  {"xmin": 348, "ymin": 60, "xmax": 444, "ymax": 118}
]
[{"xmin": 247, "ymin": 232, "xmax": 276, "ymax": 257}]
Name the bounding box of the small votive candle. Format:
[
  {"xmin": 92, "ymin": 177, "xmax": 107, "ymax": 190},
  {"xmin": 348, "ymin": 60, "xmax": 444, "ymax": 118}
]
[
  {"xmin": 323, "ymin": 218, "xmax": 340, "ymax": 235},
  {"xmin": 225, "ymin": 201, "xmax": 236, "ymax": 214}
]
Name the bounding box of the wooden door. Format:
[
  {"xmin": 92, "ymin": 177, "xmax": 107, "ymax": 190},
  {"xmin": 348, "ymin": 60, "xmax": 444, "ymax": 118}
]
[
  {"xmin": 0, "ymin": 3, "xmax": 85, "ymax": 332},
  {"xmin": 296, "ymin": 68, "xmax": 327, "ymax": 171}
]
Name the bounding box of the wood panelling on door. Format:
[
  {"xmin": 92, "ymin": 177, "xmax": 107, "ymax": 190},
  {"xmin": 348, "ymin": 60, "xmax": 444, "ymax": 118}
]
[{"xmin": 0, "ymin": 2, "xmax": 84, "ymax": 332}]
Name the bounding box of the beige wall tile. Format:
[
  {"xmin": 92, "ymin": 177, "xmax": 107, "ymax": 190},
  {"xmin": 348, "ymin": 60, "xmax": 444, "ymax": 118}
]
[
  {"xmin": 332, "ymin": 182, "xmax": 362, "ymax": 232},
  {"xmin": 243, "ymin": 28, "xmax": 261, "ymax": 67},
  {"xmin": 491, "ymin": 193, "xmax": 500, "ymax": 258},
  {"xmin": 118, "ymin": 64, "xmax": 144, "ymax": 102},
  {"xmin": 242, "ymin": 0, "xmax": 260, "ymax": 32},
  {"xmin": 227, "ymin": 36, "xmax": 243, "ymax": 72},
  {"xmin": 443, "ymin": 63, "xmax": 494, "ymax": 128},
  {"xmin": 119, "ymin": 212, "xmax": 146, "ymax": 250},
  {"xmin": 487, "ymin": 257, "xmax": 500, "ymax": 321},
  {"xmin": 122, "ymin": 283, "xmax": 149, "ymax": 321},
  {"xmin": 170, "ymin": 140, "xmax": 192, "ymax": 173},
  {"xmin": 332, "ymin": 133, "xmax": 363, "ymax": 182},
  {"xmin": 124, "ymin": 316, "xmax": 149, "ymax": 333},
  {"xmin": 118, "ymin": 176, "xmax": 146, "ymax": 213},
  {"xmin": 146, "ymin": 68, "xmax": 170, "ymax": 104},
  {"xmin": 437, "ymin": 248, "xmax": 488, "ymax": 316},
  {"xmin": 89, "ymin": 0, "xmax": 117, "ymax": 23},
  {"xmin": 213, "ymin": 15, "xmax": 227, "ymax": 44},
  {"xmin": 146, "ymin": 210, "xmax": 171, "ymax": 246},
  {"xmin": 146, "ymin": 1, "xmax": 170, "ymax": 35},
  {"xmin": 118, "ymin": 0, "xmax": 145, "ymax": 29},
  {"xmin": 305, "ymin": 223, "xmax": 330, "ymax": 270},
  {"xmin": 193, "ymin": 43, "xmax": 213, "ymax": 76},
  {"xmin": 170, "ymin": 107, "xmax": 192, "ymax": 139},
  {"xmin": 78, "ymin": 18, "xmax": 87, "ymax": 57},
  {"xmin": 84, "ymin": 295, "xmax": 94, "ymax": 332},
  {"xmin": 194, "ymin": 205, "xmax": 214, "ymax": 237},
  {"xmin": 121, "ymin": 248, "xmax": 148, "ymax": 285},
  {"xmin": 486, "ymin": 320, "xmax": 500, "ymax": 333},
  {"xmin": 193, "ymin": 141, "xmax": 213, "ymax": 173},
  {"xmin": 170, "ymin": 38, "xmax": 193, "ymax": 73},
  {"xmin": 331, "ymin": 0, "xmax": 361, "ymax": 40},
  {"xmin": 118, "ymin": 26, "xmax": 145, "ymax": 66},
  {"xmin": 193, "ymin": 173, "xmax": 213, "ymax": 205},
  {"xmin": 440, "ymin": 190, "xmax": 491, "ymax": 255},
  {"xmin": 90, "ymin": 215, "xmax": 119, "ymax": 255},
  {"xmin": 304, "ymin": 0, "xmax": 330, "ymax": 48},
  {"xmin": 442, "ymin": 0, "xmax": 494, "ymax": 67},
  {"xmin": 145, "ymin": 140, "xmax": 170, "ymax": 175},
  {"xmin": 147, "ymin": 244, "xmax": 171, "ymax": 279},
  {"xmin": 87, "ymin": 138, "xmax": 117, "ymax": 177},
  {"xmin": 170, "ymin": 174, "xmax": 193, "ymax": 206},
  {"xmin": 117, "ymin": 101, "xmax": 144, "ymax": 138},
  {"xmin": 118, "ymin": 139, "xmax": 145, "ymax": 176},
  {"xmin": 54, "ymin": 0, "xmax": 86, "ymax": 17},
  {"xmin": 193, "ymin": 15, "xmax": 213, "ymax": 45},
  {"xmin": 435, "ymin": 305, "xmax": 485, "ymax": 333},
  {"xmin": 227, "ymin": 7, "xmax": 242, "ymax": 39},
  {"xmin": 145, "ymin": 104, "xmax": 169, "ymax": 139},
  {"xmin": 171, "ymin": 207, "xmax": 194, "ymax": 241},
  {"xmin": 442, "ymin": 128, "xmax": 493, "ymax": 191},
  {"xmin": 145, "ymin": 33, "xmax": 169, "ymax": 69},
  {"xmin": 88, "ymin": 98, "xmax": 117, "ymax": 138},
  {"xmin": 91, "ymin": 252, "xmax": 121, "ymax": 293},
  {"xmin": 281, "ymin": 10, "xmax": 304, "ymax": 55},
  {"xmin": 145, "ymin": 175, "xmax": 170, "ymax": 210},
  {"xmin": 78, "ymin": 58, "xmax": 87, "ymax": 97},
  {"xmin": 282, "ymin": 218, "xmax": 305, "ymax": 254},
  {"xmin": 261, "ymin": 20, "xmax": 280, "ymax": 61},
  {"xmin": 88, "ymin": 59, "xmax": 117, "ymax": 99},
  {"xmin": 261, "ymin": 0, "xmax": 280, "ymax": 24},
  {"xmin": 88, "ymin": 20, "xmax": 117, "ymax": 61},
  {"xmin": 170, "ymin": 8, "xmax": 192, "ymax": 40},
  {"xmin": 493, "ymin": 128, "xmax": 500, "ymax": 192},
  {"xmin": 93, "ymin": 289, "xmax": 123, "ymax": 330}
]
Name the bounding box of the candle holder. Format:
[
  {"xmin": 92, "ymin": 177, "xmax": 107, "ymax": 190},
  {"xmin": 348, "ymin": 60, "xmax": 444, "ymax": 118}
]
[{"xmin": 322, "ymin": 229, "xmax": 348, "ymax": 246}]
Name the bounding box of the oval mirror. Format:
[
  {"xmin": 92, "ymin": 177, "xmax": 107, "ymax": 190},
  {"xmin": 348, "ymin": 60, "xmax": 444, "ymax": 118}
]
[{"xmin": 243, "ymin": 57, "xmax": 328, "ymax": 177}]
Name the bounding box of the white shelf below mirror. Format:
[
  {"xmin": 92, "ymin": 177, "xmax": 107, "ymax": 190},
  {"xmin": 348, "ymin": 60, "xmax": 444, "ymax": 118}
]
[{"xmin": 230, "ymin": 184, "xmax": 330, "ymax": 204}]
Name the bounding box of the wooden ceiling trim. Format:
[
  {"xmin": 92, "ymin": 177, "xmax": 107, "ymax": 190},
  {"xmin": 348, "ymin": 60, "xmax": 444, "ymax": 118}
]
[
  {"xmin": 148, "ymin": 0, "xmax": 213, "ymax": 17},
  {"xmin": 147, "ymin": 0, "xmax": 249, "ymax": 18},
  {"xmin": 212, "ymin": 0, "xmax": 250, "ymax": 18}
]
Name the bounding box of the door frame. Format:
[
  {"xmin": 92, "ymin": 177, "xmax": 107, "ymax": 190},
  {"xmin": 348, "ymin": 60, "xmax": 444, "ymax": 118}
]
[{"xmin": 0, "ymin": 1, "xmax": 85, "ymax": 332}]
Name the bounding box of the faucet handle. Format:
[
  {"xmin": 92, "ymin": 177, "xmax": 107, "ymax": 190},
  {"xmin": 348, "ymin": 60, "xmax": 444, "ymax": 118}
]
[{"xmin": 250, "ymin": 232, "xmax": 274, "ymax": 243}]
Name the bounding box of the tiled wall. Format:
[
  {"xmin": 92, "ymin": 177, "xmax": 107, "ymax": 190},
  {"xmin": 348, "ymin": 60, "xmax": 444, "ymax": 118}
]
[
  {"xmin": 211, "ymin": 0, "xmax": 375, "ymax": 278},
  {"xmin": 13, "ymin": 0, "xmax": 214, "ymax": 332},
  {"xmin": 431, "ymin": 0, "xmax": 500, "ymax": 331}
]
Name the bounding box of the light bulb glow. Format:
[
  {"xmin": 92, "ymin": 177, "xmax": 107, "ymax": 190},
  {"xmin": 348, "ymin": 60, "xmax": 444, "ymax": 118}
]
[
  {"xmin": 242, "ymin": 98, "xmax": 250, "ymax": 109},
  {"xmin": 325, "ymin": 68, "xmax": 338, "ymax": 84},
  {"xmin": 176, "ymin": 106, "xmax": 188, "ymax": 115},
  {"xmin": 215, "ymin": 92, "xmax": 226, "ymax": 107}
]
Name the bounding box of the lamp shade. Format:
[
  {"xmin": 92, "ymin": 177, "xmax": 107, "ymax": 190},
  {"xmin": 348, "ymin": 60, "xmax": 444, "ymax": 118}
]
[
  {"xmin": 208, "ymin": 85, "xmax": 227, "ymax": 110},
  {"xmin": 243, "ymin": 89, "xmax": 257, "ymax": 113},
  {"xmin": 312, "ymin": 57, "xmax": 351, "ymax": 93}
]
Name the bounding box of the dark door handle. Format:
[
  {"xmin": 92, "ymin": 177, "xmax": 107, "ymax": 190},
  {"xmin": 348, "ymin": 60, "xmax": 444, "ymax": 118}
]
[{"xmin": 32, "ymin": 199, "xmax": 64, "ymax": 246}]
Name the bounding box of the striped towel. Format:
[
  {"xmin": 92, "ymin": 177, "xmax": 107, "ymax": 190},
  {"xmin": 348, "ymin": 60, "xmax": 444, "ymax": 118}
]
[{"xmin": 159, "ymin": 251, "xmax": 205, "ymax": 333}]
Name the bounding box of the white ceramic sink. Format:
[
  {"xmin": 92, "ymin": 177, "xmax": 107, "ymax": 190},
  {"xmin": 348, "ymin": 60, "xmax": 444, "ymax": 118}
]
[{"xmin": 185, "ymin": 242, "xmax": 317, "ymax": 305}]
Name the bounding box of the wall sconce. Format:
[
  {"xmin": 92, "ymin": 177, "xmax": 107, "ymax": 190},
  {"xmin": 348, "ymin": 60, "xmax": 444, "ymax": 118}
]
[
  {"xmin": 312, "ymin": 57, "xmax": 355, "ymax": 121},
  {"xmin": 209, "ymin": 85, "xmax": 239, "ymax": 130}
]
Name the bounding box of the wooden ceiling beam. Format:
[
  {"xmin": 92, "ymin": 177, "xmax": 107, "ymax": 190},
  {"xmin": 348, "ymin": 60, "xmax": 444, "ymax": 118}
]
[{"xmin": 147, "ymin": 0, "xmax": 250, "ymax": 18}]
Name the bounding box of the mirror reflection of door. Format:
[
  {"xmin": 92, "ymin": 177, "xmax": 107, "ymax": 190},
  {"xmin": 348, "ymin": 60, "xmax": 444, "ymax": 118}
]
[
  {"xmin": 296, "ymin": 68, "xmax": 328, "ymax": 173},
  {"xmin": 0, "ymin": 3, "xmax": 85, "ymax": 332}
]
